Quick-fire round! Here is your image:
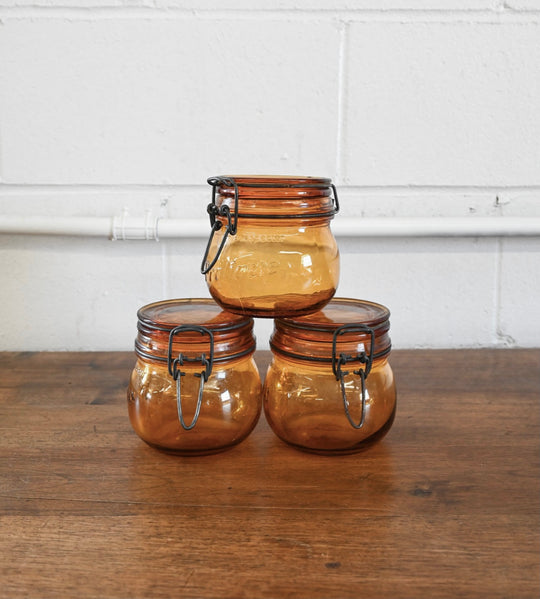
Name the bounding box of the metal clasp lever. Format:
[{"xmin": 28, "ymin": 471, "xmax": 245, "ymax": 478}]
[
  {"xmin": 332, "ymin": 324, "xmax": 374, "ymax": 429},
  {"xmin": 167, "ymin": 325, "xmax": 214, "ymax": 430},
  {"xmin": 201, "ymin": 177, "xmax": 239, "ymax": 275},
  {"xmin": 330, "ymin": 183, "xmax": 340, "ymax": 214}
]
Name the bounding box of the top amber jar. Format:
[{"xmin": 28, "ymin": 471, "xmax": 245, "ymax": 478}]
[{"xmin": 201, "ymin": 175, "xmax": 340, "ymax": 318}]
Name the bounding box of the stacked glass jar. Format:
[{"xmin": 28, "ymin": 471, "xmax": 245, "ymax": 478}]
[{"xmin": 128, "ymin": 176, "xmax": 396, "ymax": 455}]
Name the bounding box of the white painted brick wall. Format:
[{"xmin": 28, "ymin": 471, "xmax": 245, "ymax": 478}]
[
  {"xmin": 0, "ymin": 18, "xmax": 340, "ymax": 183},
  {"xmin": 0, "ymin": 0, "xmax": 539, "ymax": 351},
  {"xmin": 345, "ymin": 21, "xmax": 540, "ymax": 186}
]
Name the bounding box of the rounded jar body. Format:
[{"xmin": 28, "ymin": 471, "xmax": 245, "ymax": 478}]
[
  {"xmin": 127, "ymin": 299, "xmax": 262, "ymax": 455},
  {"xmin": 263, "ymin": 298, "xmax": 396, "ymax": 454},
  {"xmin": 201, "ymin": 176, "xmax": 340, "ymax": 318}
]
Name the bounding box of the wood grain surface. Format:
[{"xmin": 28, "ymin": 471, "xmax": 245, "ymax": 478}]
[{"xmin": 0, "ymin": 350, "xmax": 538, "ymax": 599}]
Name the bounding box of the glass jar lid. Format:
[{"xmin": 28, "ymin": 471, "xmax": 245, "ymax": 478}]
[
  {"xmin": 208, "ymin": 175, "xmax": 339, "ymax": 220},
  {"xmin": 270, "ymin": 298, "xmax": 391, "ymax": 363},
  {"xmin": 135, "ymin": 298, "xmax": 256, "ymax": 363}
]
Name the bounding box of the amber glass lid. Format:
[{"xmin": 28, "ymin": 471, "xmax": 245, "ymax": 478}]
[
  {"xmin": 284, "ymin": 298, "xmax": 390, "ymax": 331},
  {"xmin": 135, "ymin": 298, "xmax": 255, "ymax": 362},
  {"xmin": 271, "ymin": 298, "xmax": 391, "ymax": 361},
  {"xmin": 137, "ymin": 298, "xmax": 250, "ymax": 332},
  {"xmin": 209, "ymin": 175, "xmax": 338, "ymax": 218}
]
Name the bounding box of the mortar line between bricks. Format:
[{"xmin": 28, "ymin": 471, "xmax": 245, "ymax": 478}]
[
  {"xmin": 1, "ymin": 184, "xmax": 539, "ymax": 194},
  {"xmin": 493, "ymin": 238, "xmax": 507, "ymax": 346},
  {"xmin": 335, "ymin": 21, "xmax": 348, "ymax": 184},
  {"xmin": 0, "ymin": 7, "xmax": 539, "ymax": 24}
]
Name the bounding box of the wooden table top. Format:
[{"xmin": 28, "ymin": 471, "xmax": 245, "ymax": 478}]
[{"xmin": 0, "ymin": 349, "xmax": 538, "ymax": 599}]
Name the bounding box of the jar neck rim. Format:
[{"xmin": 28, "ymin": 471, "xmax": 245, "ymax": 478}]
[
  {"xmin": 216, "ymin": 211, "xmax": 336, "ymax": 221},
  {"xmin": 274, "ymin": 318, "xmax": 390, "ymax": 335},
  {"xmin": 269, "ymin": 342, "xmax": 391, "ymax": 364},
  {"xmin": 135, "ymin": 342, "xmax": 256, "ymax": 364}
]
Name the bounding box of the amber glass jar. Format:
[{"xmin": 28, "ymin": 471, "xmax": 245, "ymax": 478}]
[
  {"xmin": 263, "ymin": 298, "xmax": 396, "ymax": 455},
  {"xmin": 127, "ymin": 299, "xmax": 262, "ymax": 455},
  {"xmin": 201, "ymin": 175, "xmax": 340, "ymax": 318}
]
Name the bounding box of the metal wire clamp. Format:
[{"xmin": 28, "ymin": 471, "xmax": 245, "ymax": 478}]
[
  {"xmin": 201, "ymin": 177, "xmax": 239, "ymax": 274},
  {"xmin": 167, "ymin": 325, "xmax": 214, "ymax": 430},
  {"xmin": 332, "ymin": 324, "xmax": 375, "ymax": 429}
]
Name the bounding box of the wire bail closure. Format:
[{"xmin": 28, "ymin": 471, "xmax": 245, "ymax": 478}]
[
  {"xmin": 201, "ymin": 177, "xmax": 239, "ymax": 275},
  {"xmin": 167, "ymin": 325, "xmax": 214, "ymax": 430},
  {"xmin": 332, "ymin": 324, "xmax": 375, "ymax": 429},
  {"xmin": 330, "ymin": 183, "xmax": 340, "ymax": 214}
]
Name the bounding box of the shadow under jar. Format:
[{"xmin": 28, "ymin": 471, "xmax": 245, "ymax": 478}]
[
  {"xmin": 201, "ymin": 175, "xmax": 340, "ymax": 318},
  {"xmin": 127, "ymin": 299, "xmax": 262, "ymax": 455},
  {"xmin": 263, "ymin": 298, "xmax": 396, "ymax": 455}
]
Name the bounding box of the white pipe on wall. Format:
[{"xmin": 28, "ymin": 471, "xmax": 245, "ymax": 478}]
[
  {"xmin": 333, "ymin": 217, "xmax": 540, "ymax": 237},
  {"xmin": 0, "ymin": 216, "xmax": 115, "ymax": 237},
  {"xmin": 0, "ymin": 214, "xmax": 539, "ymax": 239}
]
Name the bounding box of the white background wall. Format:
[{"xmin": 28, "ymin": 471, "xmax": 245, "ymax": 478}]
[{"xmin": 0, "ymin": 0, "xmax": 539, "ymax": 351}]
